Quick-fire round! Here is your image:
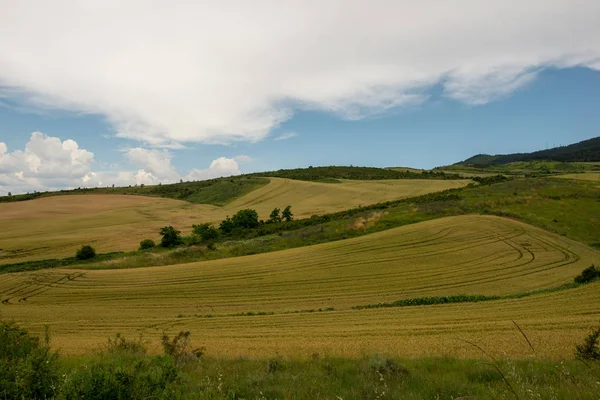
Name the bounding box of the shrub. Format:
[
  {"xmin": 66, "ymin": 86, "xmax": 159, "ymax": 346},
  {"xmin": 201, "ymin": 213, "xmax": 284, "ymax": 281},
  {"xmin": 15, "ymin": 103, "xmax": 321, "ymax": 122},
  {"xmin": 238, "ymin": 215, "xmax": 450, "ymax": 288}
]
[
  {"xmin": 76, "ymin": 245, "xmax": 96, "ymax": 260},
  {"xmin": 161, "ymin": 331, "xmax": 205, "ymax": 364},
  {"xmin": 0, "ymin": 321, "xmax": 58, "ymax": 399},
  {"xmin": 574, "ymin": 265, "xmax": 600, "ymax": 284},
  {"xmin": 106, "ymin": 333, "xmax": 147, "ymax": 355},
  {"xmin": 219, "ymin": 216, "xmax": 235, "ymax": 234},
  {"xmin": 231, "ymin": 208, "xmax": 260, "ymax": 229},
  {"xmin": 192, "ymin": 223, "xmax": 219, "ymax": 241},
  {"xmin": 159, "ymin": 226, "xmax": 183, "ymax": 248},
  {"xmin": 61, "ymin": 356, "xmax": 179, "ymax": 399},
  {"xmin": 139, "ymin": 239, "xmax": 156, "ymax": 250},
  {"xmin": 575, "ymin": 326, "xmax": 600, "ymax": 360}
]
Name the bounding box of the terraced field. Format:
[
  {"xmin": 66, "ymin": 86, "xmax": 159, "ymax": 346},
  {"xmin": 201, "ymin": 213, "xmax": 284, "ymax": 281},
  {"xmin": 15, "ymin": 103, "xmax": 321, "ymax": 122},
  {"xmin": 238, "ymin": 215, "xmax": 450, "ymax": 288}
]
[
  {"xmin": 1, "ymin": 215, "xmax": 598, "ymax": 358},
  {"xmin": 0, "ymin": 178, "xmax": 469, "ymax": 264}
]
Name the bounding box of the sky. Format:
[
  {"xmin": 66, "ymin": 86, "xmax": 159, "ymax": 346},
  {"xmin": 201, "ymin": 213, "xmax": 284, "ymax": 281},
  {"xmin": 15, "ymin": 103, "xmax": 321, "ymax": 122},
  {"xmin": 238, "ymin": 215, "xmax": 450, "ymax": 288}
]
[{"xmin": 1, "ymin": 1, "xmax": 600, "ymax": 195}]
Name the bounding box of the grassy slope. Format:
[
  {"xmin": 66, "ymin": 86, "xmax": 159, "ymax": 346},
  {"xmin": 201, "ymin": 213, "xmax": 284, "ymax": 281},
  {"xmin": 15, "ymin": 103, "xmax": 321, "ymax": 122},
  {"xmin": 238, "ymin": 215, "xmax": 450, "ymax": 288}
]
[
  {"xmin": 0, "ymin": 176, "xmax": 271, "ymax": 206},
  {"xmin": 554, "ymin": 172, "xmax": 600, "ymax": 181},
  {"xmin": 2, "ymin": 215, "xmax": 598, "ymax": 358},
  {"xmin": 0, "ymin": 178, "xmax": 469, "ymax": 264},
  {"xmin": 438, "ymin": 160, "xmax": 600, "ymax": 177}
]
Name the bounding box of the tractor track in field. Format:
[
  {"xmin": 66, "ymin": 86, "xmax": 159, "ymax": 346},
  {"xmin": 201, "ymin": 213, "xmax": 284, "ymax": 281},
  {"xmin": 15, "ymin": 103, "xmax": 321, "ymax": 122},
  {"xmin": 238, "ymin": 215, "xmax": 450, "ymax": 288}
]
[{"xmin": 0, "ymin": 271, "xmax": 86, "ymax": 305}]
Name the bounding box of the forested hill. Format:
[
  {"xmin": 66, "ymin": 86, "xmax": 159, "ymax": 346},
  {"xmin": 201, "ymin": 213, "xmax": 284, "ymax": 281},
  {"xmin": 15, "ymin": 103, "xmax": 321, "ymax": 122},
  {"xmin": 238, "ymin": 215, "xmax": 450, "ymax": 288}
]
[
  {"xmin": 457, "ymin": 136, "xmax": 600, "ymax": 166},
  {"xmin": 251, "ymin": 166, "xmax": 462, "ymax": 181}
]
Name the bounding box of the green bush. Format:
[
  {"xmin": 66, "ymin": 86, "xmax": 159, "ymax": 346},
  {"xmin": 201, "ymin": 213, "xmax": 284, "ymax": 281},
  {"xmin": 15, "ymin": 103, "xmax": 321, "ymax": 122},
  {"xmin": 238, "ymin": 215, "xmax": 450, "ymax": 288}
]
[
  {"xmin": 192, "ymin": 223, "xmax": 219, "ymax": 241},
  {"xmin": 60, "ymin": 356, "xmax": 180, "ymax": 399},
  {"xmin": 76, "ymin": 245, "xmax": 96, "ymax": 260},
  {"xmin": 139, "ymin": 239, "xmax": 156, "ymax": 250},
  {"xmin": 231, "ymin": 208, "xmax": 260, "ymax": 229},
  {"xmin": 159, "ymin": 226, "xmax": 183, "ymax": 248},
  {"xmin": 106, "ymin": 333, "xmax": 147, "ymax": 356},
  {"xmin": 0, "ymin": 321, "xmax": 58, "ymax": 399},
  {"xmin": 161, "ymin": 331, "xmax": 205, "ymax": 365},
  {"xmin": 575, "ymin": 326, "xmax": 600, "ymax": 360},
  {"xmin": 574, "ymin": 265, "xmax": 600, "ymax": 284}
]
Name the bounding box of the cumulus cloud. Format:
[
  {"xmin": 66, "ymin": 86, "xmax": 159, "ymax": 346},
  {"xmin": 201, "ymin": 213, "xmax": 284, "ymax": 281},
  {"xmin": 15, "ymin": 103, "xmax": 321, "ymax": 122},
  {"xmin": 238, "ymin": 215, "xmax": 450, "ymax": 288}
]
[
  {"xmin": 126, "ymin": 148, "xmax": 179, "ymax": 182},
  {"xmin": 0, "ymin": 1, "xmax": 598, "ymax": 146},
  {"xmin": 185, "ymin": 157, "xmax": 242, "ymax": 181},
  {"xmin": 0, "ymin": 132, "xmax": 249, "ymax": 195},
  {"xmin": 273, "ymin": 132, "xmax": 297, "ymax": 141},
  {"xmin": 0, "ymin": 132, "xmax": 95, "ymax": 194}
]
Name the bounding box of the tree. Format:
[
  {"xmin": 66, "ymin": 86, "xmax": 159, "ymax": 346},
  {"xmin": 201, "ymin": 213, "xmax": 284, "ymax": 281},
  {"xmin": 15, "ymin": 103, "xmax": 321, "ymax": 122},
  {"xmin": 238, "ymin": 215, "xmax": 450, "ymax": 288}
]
[
  {"xmin": 282, "ymin": 205, "xmax": 293, "ymax": 222},
  {"xmin": 139, "ymin": 239, "xmax": 156, "ymax": 250},
  {"xmin": 192, "ymin": 223, "xmax": 219, "ymax": 241},
  {"xmin": 231, "ymin": 209, "xmax": 260, "ymax": 229},
  {"xmin": 159, "ymin": 226, "xmax": 182, "ymax": 248},
  {"xmin": 76, "ymin": 245, "xmax": 96, "ymax": 260},
  {"xmin": 219, "ymin": 216, "xmax": 235, "ymax": 234},
  {"xmin": 7, "ymin": 192, "xmax": 11, "ymax": 196},
  {"xmin": 268, "ymin": 207, "xmax": 282, "ymax": 224}
]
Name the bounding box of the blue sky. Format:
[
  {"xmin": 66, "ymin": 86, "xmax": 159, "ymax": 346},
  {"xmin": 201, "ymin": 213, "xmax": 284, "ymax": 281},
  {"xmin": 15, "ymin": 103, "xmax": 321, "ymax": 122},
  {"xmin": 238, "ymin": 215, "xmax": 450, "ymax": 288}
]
[{"xmin": 1, "ymin": 1, "xmax": 599, "ymax": 195}]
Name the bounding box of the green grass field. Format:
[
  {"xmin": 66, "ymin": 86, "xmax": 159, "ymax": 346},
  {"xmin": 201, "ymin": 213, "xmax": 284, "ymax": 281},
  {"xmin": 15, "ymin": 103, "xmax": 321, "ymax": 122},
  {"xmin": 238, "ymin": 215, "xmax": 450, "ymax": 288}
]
[{"xmin": 2, "ymin": 215, "xmax": 598, "ymax": 359}]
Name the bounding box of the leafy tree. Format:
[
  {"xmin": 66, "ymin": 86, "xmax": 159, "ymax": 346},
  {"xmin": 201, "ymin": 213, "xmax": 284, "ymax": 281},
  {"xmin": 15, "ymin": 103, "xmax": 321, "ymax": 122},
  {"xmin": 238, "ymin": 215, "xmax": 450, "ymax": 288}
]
[
  {"xmin": 0, "ymin": 321, "xmax": 58, "ymax": 399},
  {"xmin": 139, "ymin": 239, "xmax": 156, "ymax": 250},
  {"xmin": 575, "ymin": 265, "xmax": 600, "ymax": 284},
  {"xmin": 159, "ymin": 226, "xmax": 182, "ymax": 248},
  {"xmin": 192, "ymin": 223, "xmax": 219, "ymax": 241},
  {"xmin": 219, "ymin": 216, "xmax": 235, "ymax": 234},
  {"xmin": 268, "ymin": 207, "xmax": 282, "ymax": 224},
  {"xmin": 576, "ymin": 326, "xmax": 600, "ymax": 360},
  {"xmin": 282, "ymin": 205, "xmax": 293, "ymax": 222},
  {"xmin": 7, "ymin": 192, "xmax": 11, "ymax": 196},
  {"xmin": 231, "ymin": 208, "xmax": 260, "ymax": 229},
  {"xmin": 76, "ymin": 245, "xmax": 96, "ymax": 260}
]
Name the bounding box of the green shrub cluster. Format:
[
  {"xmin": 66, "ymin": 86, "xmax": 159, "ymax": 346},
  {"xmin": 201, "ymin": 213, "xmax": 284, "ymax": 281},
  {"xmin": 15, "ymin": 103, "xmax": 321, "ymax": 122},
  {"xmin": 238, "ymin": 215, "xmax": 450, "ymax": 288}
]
[
  {"xmin": 139, "ymin": 239, "xmax": 156, "ymax": 250},
  {"xmin": 75, "ymin": 245, "xmax": 96, "ymax": 260},
  {"xmin": 574, "ymin": 265, "xmax": 600, "ymax": 284},
  {"xmin": 0, "ymin": 322, "xmax": 58, "ymax": 399}
]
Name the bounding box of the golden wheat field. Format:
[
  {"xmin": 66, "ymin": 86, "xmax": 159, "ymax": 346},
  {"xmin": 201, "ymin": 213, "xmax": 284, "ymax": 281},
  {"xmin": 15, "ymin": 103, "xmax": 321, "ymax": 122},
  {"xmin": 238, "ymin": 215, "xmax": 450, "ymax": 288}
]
[
  {"xmin": 1, "ymin": 215, "xmax": 598, "ymax": 359},
  {"xmin": 0, "ymin": 178, "xmax": 469, "ymax": 264},
  {"xmin": 554, "ymin": 173, "xmax": 600, "ymax": 181}
]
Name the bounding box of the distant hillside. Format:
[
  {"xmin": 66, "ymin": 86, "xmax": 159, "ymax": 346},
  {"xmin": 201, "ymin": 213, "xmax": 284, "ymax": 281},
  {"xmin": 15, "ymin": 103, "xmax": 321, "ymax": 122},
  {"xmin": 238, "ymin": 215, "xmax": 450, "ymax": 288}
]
[
  {"xmin": 0, "ymin": 166, "xmax": 463, "ymax": 204},
  {"xmin": 458, "ymin": 136, "xmax": 600, "ymax": 166},
  {"xmin": 251, "ymin": 165, "xmax": 461, "ymax": 181}
]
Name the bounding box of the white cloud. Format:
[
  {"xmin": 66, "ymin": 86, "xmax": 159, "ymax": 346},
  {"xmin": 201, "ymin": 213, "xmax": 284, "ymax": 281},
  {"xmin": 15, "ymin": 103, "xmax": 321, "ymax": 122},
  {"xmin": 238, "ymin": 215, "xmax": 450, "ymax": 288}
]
[
  {"xmin": 273, "ymin": 132, "xmax": 297, "ymax": 141},
  {"xmin": 0, "ymin": 132, "xmax": 95, "ymax": 194},
  {"xmin": 126, "ymin": 148, "xmax": 179, "ymax": 182},
  {"xmin": 0, "ymin": 132, "xmax": 249, "ymax": 195},
  {"xmin": 234, "ymin": 155, "xmax": 252, "ymax": 163},
  {"xmin": 0, "ymin": 1, "xmax": 598, "ymax": 147},
  {"xmin": 185, "ymin": 157, "xmax": 242, "ymax": 181}
]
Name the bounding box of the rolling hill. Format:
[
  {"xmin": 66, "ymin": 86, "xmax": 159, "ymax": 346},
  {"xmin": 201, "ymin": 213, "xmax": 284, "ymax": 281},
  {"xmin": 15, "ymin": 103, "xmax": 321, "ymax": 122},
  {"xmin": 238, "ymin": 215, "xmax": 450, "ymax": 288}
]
[
  {"xmin": 0, "ymin": 177, "xmax": 469, "ymax": 264},
  {"xmin": 1, "ymin": 215, "xmax": 598, "ymax": 358},
  {"xmin": 457, "ymin": 136, "xmax": 600, "ymax": 166}
]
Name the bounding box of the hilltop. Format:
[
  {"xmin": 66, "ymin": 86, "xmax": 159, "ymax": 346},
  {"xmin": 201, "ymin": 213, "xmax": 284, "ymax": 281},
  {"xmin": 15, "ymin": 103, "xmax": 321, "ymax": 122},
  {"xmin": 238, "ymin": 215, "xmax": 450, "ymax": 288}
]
[{"xmin": 457, "ymin": 136, "xmax": 600, "ymax": 166}]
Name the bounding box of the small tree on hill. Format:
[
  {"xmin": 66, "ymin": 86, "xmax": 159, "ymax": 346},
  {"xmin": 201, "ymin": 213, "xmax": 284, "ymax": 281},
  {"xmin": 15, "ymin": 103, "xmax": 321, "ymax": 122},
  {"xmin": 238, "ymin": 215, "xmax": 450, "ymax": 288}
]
[
  {"xmin": 231, "ymin": 209, "xmax": 260, "ymax": 229},
  {"xmin": 139, "ymin": 239, "xmax": 156, "ymax": 250},
  {"xmin": 7, "ymin": 192, "xmax": 11, "ymax": 196},
  {"xmin": 268, "ymin": 207, "xmax": 282, "ymax": 224},
  {"xmin": 192, "ymin": 223, "xmax": 219, "ymax": 241},
  {"xmin": 282, "ymin": 205, "xmax": 293, "ymax": 222},
  {"xmin": 219, "ymin": 216, "xmax": 235, "ymax": 234},
  {"xmin": 159, "ymin": 226, "xmax": 182, "ymax": 248},
  {"xmin": 76, "ymin": 245, "xmax": 96, "ymax": 260}
]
